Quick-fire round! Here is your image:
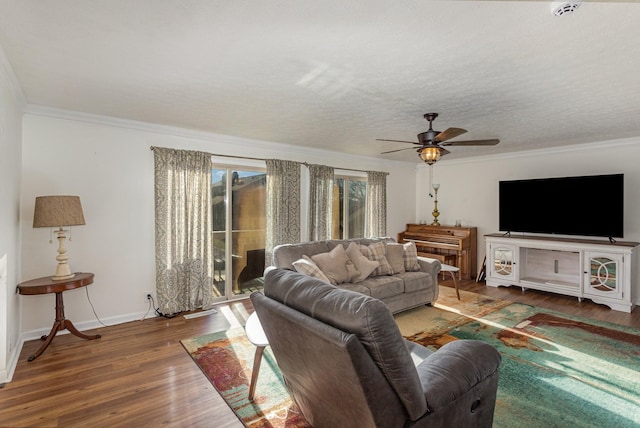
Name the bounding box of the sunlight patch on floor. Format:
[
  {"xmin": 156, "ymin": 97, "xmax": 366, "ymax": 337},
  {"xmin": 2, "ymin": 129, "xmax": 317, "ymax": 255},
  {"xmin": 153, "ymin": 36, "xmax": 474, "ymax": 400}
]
[{"xmin": 183, "ymin": 308, "xmax": 218, "ymax": 319}]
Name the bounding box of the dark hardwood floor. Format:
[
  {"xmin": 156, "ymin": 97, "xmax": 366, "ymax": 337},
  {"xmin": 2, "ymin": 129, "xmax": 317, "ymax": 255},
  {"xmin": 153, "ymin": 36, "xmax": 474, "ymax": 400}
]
[{"xmin": 1, "ymin": 279, "xmax": 638, "ymax": 427}]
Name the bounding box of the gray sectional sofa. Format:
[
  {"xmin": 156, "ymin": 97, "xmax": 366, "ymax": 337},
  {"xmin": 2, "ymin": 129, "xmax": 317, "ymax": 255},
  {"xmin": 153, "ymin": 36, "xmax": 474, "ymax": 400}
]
[{"xmin": 271, "ymin": 237, "xmax": 441, "ymax": 314}]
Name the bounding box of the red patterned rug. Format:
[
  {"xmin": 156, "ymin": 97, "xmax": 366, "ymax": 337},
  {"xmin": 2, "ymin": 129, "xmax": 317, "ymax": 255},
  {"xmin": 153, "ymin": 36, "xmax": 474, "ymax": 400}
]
[{"xmin": 181, "ymin": 327, "xmax": 309, "ymax": 428}]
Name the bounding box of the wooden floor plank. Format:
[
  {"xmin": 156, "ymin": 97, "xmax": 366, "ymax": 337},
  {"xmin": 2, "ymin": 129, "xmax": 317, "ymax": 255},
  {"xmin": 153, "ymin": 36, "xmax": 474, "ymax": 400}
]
[{"xmin": 1, "ymin": 282, "xmax": 637, "ymax": 427}]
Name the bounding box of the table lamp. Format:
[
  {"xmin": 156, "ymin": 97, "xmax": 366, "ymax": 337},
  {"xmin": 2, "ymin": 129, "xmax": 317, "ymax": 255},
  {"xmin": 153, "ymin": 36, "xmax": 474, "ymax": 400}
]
[{"xmin": 33, "ymin": 195, "xmax": 85, "ymax": 280}]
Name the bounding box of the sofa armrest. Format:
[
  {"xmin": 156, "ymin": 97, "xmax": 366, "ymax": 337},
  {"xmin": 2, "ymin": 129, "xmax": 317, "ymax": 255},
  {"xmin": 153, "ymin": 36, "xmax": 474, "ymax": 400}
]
[
  {"xmin": 414, "ymin": 340, "xmax": 501, "ymax": 412},
  {"xmin": 417, "ymin": 256, "xmax": 442, "ymax": 278},
  {"xmin": 263, "ymin": 265, "xmax": 280, "ymax": 277}
]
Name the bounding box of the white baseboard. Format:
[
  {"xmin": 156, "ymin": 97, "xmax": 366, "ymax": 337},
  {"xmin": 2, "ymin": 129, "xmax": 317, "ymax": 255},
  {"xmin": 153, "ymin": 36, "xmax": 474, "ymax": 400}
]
[
  {"xmin": 1, "ymin": 335, "xmax": 24, "ymax": 384},
  {"xmin": 21, "ymin": 310, "xmax": 157, "ymax": 342}
]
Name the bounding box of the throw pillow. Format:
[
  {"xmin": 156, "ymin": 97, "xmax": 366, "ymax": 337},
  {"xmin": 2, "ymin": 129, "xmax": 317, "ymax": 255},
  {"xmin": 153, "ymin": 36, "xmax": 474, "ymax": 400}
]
[
  {"xmin": 292, "ymin": 256, "xmax": 331, "ymax": 283},
  {"xmin": 345, "ymin": 241, "xmax": 379, "ymax": 283},
  {"xmin": 385, "ymin": 243, "xmax": 405, "ymax": 274},
  {"xmin": 402, "ymin": 241, "xmax": 421, "ymax": 271},
  {"xmin": 311, "ymin": 244, "xmax": 359, "ymax": 285},
  {"xmin": 360, "ymin": 241, "xmax": 393, "ymax": 276}
]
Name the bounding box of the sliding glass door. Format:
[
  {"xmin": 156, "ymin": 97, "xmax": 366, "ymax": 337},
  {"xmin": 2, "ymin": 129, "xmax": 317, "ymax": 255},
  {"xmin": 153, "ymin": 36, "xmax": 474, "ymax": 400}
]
[
  {"xmin": 212, "ymin": 166, "xmax": 266, "ymax": 301},
  {"xmin": 333, "ymin": 176, "xmax": 366, "ymax": 239}
]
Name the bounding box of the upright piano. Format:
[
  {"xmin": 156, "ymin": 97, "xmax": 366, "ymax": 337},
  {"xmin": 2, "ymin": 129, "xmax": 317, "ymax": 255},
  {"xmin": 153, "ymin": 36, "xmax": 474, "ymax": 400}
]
[{"xmin": 398, "ymin": 224, "xmax": 477, "ymax": 280}]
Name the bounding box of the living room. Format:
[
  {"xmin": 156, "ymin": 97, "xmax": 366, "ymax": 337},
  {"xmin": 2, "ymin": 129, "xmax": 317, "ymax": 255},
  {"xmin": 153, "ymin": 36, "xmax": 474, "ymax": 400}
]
[{"xmin": 1, "ymin": 1, "xmax": 640, "ymax": 425}]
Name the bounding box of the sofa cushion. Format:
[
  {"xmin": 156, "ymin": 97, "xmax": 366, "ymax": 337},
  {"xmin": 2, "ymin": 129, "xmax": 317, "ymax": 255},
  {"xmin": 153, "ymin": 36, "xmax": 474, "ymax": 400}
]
[
  {"xmin": 360, "ymin": 242, "xmax": 393, "ymax": 276},
  {"xmin": 397, "ymin": 271, "xmax": 433, "ymax": 293},
  {"xmin": 338, "ymin": 282, "xmax": 372, "ymax": 296},
  {"xmin": 346, "ymin": 242, "xmax": 379, "ymax": 283},
  {"xmin": 292, "ymin": 256, "xmax": 331, "ymax": 283},
  {"xmin": 273, "ymin": 237, "xmax": 396, "ymax": 270},
  {"xmin": 357, "ymin": 275, "xmax": 404, "ymax": 300},
  {"xmin": 311, "ymin": 244, "xmax": 358, "ymax": 285},
  {"xmin": 273, "ymin": 240, "xmax": 333, "ymax": 270},
  {"xmin": 403, "ymin": 242, "xmax": 421, "ymax": 271},
  {"xmin": 385, "ymin": 243, "xmax": 406, "ymax": 274}
]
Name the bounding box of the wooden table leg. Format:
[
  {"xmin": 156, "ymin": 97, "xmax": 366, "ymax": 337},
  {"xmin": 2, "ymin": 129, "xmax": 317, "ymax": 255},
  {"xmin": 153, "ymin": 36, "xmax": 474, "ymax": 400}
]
[
  {"xmin": 64, "ymin": 319, "xmax": 101, "ymax": 341},
  {"xmin": 248, "ymin": 345, "xmax": 266, "ymax": 400},
  {"xmin": 28, "ymin": 291, "xmax": 101, "ymax": 362},
  {"xmin": 448, "ymin": 271, "xmax": 461, "ymax": 300},
  {"xmin": 29, "ymin": 320, "xmax": 63, "ymax": 362}
]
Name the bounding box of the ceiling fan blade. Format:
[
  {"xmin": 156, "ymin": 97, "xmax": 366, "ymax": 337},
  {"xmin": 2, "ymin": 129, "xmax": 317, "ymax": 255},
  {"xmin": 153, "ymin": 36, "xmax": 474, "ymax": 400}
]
[
  {"xmin": 380, "ymin": 147, "xmax": 419, "ymax": 154},
  {"xmin": 434, "ymin": 127, "xmax": 467, "ymax": 142},
  {"xmin": 439, "ymin": 148, "xmax": 451, "ymax": 155},
  {"xmin": 376, "ymin": 138, "xmax": 418, "ymax": 144},
  {"xmin": 440, "ymin": 139, "xmax": 500, "ymax": 147}
]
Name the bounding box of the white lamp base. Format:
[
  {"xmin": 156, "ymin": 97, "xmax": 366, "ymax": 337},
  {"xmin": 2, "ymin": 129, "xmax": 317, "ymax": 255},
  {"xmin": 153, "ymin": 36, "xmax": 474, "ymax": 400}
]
[{"xmin": 52, "ymin": 227, "xmax": 76, "ymax": 281}]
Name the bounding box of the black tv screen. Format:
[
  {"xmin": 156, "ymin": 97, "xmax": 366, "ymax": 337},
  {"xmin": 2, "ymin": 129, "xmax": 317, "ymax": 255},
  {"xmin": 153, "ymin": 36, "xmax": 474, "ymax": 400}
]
[{"xmin": 499, "ymin": 174, "xmax": 624, "ymax": 238}]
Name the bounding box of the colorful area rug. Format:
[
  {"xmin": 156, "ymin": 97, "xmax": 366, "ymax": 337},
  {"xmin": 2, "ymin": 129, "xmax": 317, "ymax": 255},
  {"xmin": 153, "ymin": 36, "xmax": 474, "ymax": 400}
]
[
  {"xmin": 181, "ymin": 327, "xmax": 307, "ymax": 428},
  {"xmin": 182, "ymin": 287, "xmax": 640, "ymax": 428}
]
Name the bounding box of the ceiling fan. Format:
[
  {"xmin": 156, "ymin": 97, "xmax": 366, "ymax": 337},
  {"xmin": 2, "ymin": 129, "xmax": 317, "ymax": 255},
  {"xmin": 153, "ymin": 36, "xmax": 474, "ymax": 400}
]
[{"xmin": 377, "ymin": 113, "xmax": 499, "ymax": 165}]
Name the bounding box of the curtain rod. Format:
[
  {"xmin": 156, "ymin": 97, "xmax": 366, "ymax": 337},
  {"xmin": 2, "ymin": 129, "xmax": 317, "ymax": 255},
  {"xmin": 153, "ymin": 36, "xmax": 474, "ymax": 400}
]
[{"xmin": 150, "ymin": 146, "xmax": 388, "ymax": 175}]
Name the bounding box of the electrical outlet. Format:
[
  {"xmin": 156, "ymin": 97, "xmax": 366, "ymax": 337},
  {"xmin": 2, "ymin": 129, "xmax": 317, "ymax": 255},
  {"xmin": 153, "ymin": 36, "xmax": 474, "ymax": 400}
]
[{"xmin": 144, "ymin": 291, "xmax": 153, "ymax": 304}]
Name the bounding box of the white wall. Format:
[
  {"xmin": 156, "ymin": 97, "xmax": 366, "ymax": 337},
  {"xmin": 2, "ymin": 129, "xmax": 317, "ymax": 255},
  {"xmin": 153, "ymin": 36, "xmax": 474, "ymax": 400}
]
[
  {"xmin": 19, "ymin": 110, "xmax": 418, "ymax": 336},
  {"xmin": 0, "ymin": 47, "xmax": 25, "ymax": 382},
  {"xmin": 416, "ymin": 139, "xmax": 640, "ymax": 301}
]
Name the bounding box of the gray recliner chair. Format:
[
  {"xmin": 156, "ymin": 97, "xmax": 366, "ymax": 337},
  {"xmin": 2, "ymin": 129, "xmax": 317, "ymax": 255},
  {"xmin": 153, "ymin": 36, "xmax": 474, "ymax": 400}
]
[{"xmin": 250, "ymin": 268, "xmax": 501, "ymax": 428}]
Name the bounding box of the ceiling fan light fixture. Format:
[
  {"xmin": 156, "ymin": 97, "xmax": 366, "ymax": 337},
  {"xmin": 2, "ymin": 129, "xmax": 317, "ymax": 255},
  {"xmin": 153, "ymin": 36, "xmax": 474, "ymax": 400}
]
[{"xmin": 419, "ymin": 146, "xmax": 441, "ymax": 165}]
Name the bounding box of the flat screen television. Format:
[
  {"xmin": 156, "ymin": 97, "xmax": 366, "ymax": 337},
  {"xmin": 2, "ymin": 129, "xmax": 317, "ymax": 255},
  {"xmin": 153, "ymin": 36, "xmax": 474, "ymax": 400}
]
[{"xmin": 499, "ymin": 173, "xmax": 624, "ymax": 239}]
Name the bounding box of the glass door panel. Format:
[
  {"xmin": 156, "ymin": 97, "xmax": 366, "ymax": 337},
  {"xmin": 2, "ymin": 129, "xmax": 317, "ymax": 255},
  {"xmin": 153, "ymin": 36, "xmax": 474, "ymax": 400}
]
[
  {"xmin": 332, "ymin": 177, "xmax": 366, "ymax": 239},
  {"xmin": 347, "ymin": 180, "xmax": 366, "ymax": 239},
  {"xmin": 212, "ymin": 231, "xmax": 226, "ymax": 298},
  {"xmin": 212, "ymin": 167, "xmax": 266, "ymax": 300},
  {"xmin": 231, "ymin": 230, "xmax": 266, "ymax": 295}
]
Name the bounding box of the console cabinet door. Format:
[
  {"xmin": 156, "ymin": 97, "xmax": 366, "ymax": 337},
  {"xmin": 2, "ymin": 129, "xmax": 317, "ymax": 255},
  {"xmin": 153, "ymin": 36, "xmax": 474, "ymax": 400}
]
[
  {"xmin": 489, "ymin": 243, "xmax": 517, "ymax": 281},
  {"xmin": 583, "ymin": 252, "xmax": 623, "ymax": 299}
]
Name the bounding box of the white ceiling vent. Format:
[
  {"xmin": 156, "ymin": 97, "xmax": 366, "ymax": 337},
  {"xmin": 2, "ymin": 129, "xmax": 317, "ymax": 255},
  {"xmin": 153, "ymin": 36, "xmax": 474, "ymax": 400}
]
[{"xmin": 551, "ymin": 1, "xmax": 582, "ymax": 16}]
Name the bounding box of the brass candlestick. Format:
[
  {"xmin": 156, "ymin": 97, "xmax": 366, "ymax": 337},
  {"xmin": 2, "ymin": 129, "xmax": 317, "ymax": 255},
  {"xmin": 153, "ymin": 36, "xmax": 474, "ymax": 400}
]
[{"xmin": 431, "ymin": 183, "xmax": 440, "ymax": 226}]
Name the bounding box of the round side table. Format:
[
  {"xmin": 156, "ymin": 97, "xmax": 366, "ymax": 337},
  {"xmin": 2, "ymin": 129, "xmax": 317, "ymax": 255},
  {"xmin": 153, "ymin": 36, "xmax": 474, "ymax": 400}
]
[
  {"xmin": 17, "ymin": 272, "xmax": 101, "ymax": 361},
  {"xmin": 245, "ymin": 311, "xmax": 269, "ymax": 400},
  {"xmin": 440, "ymin": 264, "xmax": 461, "ymax": 300}
]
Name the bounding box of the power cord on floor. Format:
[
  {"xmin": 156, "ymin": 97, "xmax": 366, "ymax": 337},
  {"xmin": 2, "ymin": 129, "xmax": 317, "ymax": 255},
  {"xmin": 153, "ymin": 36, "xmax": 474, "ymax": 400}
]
[
  {"xmin": 85, "ymin": 287, "xmax": 109, "ymax": 327},
  {"xmin": 140, "ymin": 296, "xmax": 153, "ymax": 321},
  {"xmin": 148, "ymin": 295, "xmax": 177, "ymax": 319}
]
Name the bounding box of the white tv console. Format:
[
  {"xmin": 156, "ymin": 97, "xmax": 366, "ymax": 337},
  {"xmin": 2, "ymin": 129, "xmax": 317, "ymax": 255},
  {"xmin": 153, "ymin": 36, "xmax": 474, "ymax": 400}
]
[{"xmin": 485, "ymin": 233, "xmax": 638, "ymax": 313}]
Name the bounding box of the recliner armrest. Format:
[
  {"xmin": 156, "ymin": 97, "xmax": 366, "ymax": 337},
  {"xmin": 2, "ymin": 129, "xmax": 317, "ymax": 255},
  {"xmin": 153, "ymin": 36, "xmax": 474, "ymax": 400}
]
[{"xmin": 414, "ymin": 340, "xmax": 501, "ymax": 412}]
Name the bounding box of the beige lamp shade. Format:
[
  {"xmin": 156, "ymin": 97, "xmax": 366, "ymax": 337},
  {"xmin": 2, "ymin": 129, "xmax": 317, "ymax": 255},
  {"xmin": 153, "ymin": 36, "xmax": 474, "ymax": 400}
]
[
  {"xmin": 33, "ymin": 196, "xmax": 85, "ymax": 228},
  {"xmin": 33, "ymin": 195, "xmax": 85, "ymax": 280}
]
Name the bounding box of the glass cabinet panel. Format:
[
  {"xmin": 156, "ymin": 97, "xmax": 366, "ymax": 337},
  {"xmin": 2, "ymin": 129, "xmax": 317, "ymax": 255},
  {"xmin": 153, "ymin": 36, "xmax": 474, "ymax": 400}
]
[
  {"xmin": 584, "ymin": 252, "xmax": 622, "ymax": 298},
  {"xmin": 491, "ymin": 245, "xmax": 516, "ymax": 280}
]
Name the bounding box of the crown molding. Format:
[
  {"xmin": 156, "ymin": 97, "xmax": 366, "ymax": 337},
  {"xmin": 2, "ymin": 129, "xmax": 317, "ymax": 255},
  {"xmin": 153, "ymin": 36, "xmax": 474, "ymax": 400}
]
[{"xmin": 23, "ymin": 104, "xmax": 413, "ymax": 170}]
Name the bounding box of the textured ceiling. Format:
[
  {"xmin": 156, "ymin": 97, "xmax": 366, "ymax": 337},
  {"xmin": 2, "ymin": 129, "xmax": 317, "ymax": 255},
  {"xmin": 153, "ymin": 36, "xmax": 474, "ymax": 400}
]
[{"xmin": 1, "ymin": 0, "xmax": 639, "ymax": 163}]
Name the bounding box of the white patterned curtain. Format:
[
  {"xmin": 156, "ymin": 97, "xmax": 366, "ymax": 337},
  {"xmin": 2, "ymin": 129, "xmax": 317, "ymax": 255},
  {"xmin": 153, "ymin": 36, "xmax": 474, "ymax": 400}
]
[
  {"xmin": 308, "ymin": 164, "xmax": 334, "ymax": 241},
  {"xmin": 365, "ymin": 171, "xmax": 388, "ymax": 238},
  {"xmin": 265, "ymin": 159, "xmax": 301, "ymax": 266},
  {"xmin": 152, "ymin": 147, "xmax": 213, "ymax": 315}
]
